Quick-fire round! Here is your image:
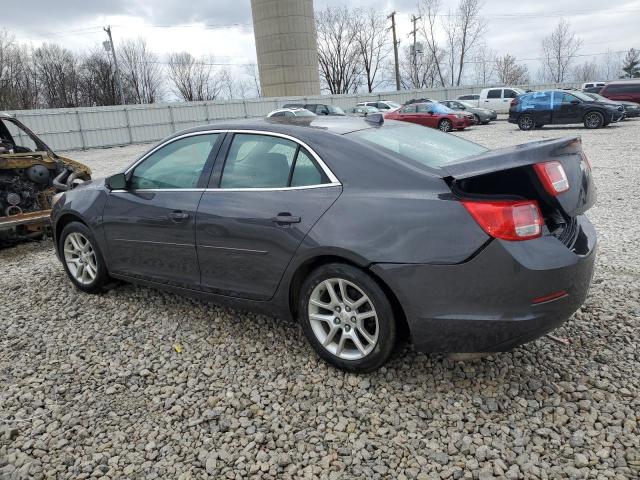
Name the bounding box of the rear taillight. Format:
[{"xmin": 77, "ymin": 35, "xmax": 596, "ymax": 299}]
[
  {"xmin": 510, "ymin": 98, "xmax": 519, "ymax": 107},
  {"xmin": 462, "ymin": 200, "xmax": 543, "ymax": 241},
  {"xmin": 533, "ymin": 161, "xmax": 569, "ymax": 196},
  {"xmin": 580, "ymin": 152, "xmax": 592, "ymax": 171}
]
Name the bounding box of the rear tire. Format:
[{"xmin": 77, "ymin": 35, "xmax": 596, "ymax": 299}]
[
  {"xmin": 518, "ymin": 114, "xmax": 534, "ymax": 130},
  {"xmin": 438, "ymin": 119, "xmax": 453, "ymax": 132},
  {"xmin": 298, "ymin": 263, "xmax": 396, "ymax": 373},
  {"xmin": 59, "ymin": 221, "xmax": 110, "ymax": 293},
  {"xmin": 473, "ymin": 114, "xmax": 481, "ymax": 124},
  {"xmin": 584, "ymin": 111, "xmax": 604, "ymax": 129}
]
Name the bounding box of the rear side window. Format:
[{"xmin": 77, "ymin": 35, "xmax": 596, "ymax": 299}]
[
  {"xmin": 347, "ymin": 124, "xmax": 487, "ymax": 170},
  {"xmin": 220, "ymin": 134, "xmax": 329, "ymax": 189},
  {"xmin": 400, "ymin": 105, "xmax": 417, "ymax": 113},
  {"xmin": 522, "ymin": 92, "xmax": 551, "ymax": 109},
  {"xmin": 487, "ymin": 89, "xmax": 501, "ymax": 99}
]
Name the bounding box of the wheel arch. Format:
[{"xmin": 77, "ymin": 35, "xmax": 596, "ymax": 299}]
[
  {"xmin": 54, "ymin": 212, "xmax": 88, "ymax": 253},
  {"xmin": 287, "ymin": 252, "xmax": 411, "ymax": 343}
]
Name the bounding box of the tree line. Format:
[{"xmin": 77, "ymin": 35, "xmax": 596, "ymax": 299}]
[
  {"xmin": 1, "ymin": 3, "xmax": 639, "ymax": 110},
  {"xmin": 316, "ymin": 1, "xmax": 638, "ymax": 93}
]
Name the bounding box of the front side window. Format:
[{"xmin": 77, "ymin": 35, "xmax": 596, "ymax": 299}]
[
  {"xmin": 487, "ymin": 89, "xmax": 501, "ymax": 99},
  {"xmin": 503, "ymin": 89, "xmax": 519, "ymax": 98},
  {"xmin": 220, "ymin": 134, "xmax": 329, "ymax": 189},
  {"xmin": 129, "ymin": 134, "xmax": 219, "ymax": 189}
]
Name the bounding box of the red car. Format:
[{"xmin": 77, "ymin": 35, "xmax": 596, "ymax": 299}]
[{"xmin": 385, "ymin": 102, "xmax": 474, "ymax": 132}]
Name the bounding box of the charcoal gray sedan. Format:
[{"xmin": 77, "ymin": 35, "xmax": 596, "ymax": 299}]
[
  {"xmin": 51, "ymin": 116, "xmax": 596, "ymax": 372},
  {"xmin": 441, "ymin": 100, "xmax": 498, "ymax": 124}
]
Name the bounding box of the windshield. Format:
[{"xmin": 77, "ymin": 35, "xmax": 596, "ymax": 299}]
[
  {"xmin": 385, "ymin": 101, "xmax": 401, "ymax": 109},
  {"xmin": 347, "ymin": 123, "xmax": 488, "ymax": 169},
  {"xmin": 459, "ymin": 101, "xmax": 474, "ymax": 109},
  {"xmin": 585, "ymin": 93, "xmax": 609, "ymax": 102},
  {"xmin": 328, "ymin": 106, "xmax": 346, "ymax": 115}
]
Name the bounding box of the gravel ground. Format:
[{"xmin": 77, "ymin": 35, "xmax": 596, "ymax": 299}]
[{"xmin": 1, "ymin": 118, "xmax": 639, "ymax": 479}]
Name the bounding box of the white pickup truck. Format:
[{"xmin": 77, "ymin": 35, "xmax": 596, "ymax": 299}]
[{"xmin": 464, "ymin": 87, "xmax": 526, "ymax": 113}]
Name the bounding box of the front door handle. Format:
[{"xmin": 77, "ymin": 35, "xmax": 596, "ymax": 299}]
[
  {"xmin": 272, "ymin": 213, "xmax": 301, "ymax": 225},
  {"xmin": 169, "ymin": 211, "xmax": 190, "ymax": 221}
]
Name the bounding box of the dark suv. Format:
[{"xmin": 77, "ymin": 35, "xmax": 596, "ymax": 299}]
[
  {"xmin": 282, "ymin": 103, "xmax": 346, "ymax": 116},
  {"xmin": 509, "ymin": 90, "xmax": 624, "ymax": 130}
]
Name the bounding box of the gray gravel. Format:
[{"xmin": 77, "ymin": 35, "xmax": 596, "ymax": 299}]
[{"xmin": 1, "ymin": 119, "xmax": 639, "ymax": 479}]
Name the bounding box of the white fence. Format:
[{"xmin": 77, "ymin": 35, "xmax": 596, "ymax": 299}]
[{"xmin": 4, "ymin": 82, "xmax": 579, "ymax": 152}]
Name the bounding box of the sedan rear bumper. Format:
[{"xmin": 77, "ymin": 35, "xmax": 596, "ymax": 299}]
[{"xmin": 371, "ymin": 216, "xmax": 596, "ymax": 353}]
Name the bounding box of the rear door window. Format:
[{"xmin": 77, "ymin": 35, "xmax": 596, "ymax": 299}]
[
  {"xmin": 487, "ymin": 89, "xmax": 502, "ymax": 99},
  {"xmin": 503, "ymin": 89, "xmax": 519, "ymax": 99}
]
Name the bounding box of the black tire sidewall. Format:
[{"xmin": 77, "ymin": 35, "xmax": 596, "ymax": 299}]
[
  {"xmin": 439, "ymin": 119, "xmax": 452, "ymax": 132},
  {"xmin": 59, "ymin": 221, "xmax": 109, "ymax": 293},
  {"xmin": 473, "ymin": 114, "xmax": 481, "ymax": 124},
  {"xmin": 518, "ymin": 114, "xmax": 534, "ymax": 130},
  {"xmin": 298, "ymin": 263, "xmax": 396, "ymax": 373},
  {"xmin": 584, "ymin": 111, "xmax": 604, "ymax": 129}
]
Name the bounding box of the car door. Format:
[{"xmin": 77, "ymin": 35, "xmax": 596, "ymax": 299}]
[
  {"xmin": 196, "ymin": 132, "xmax": 342, "ymax": 300},
  {"xmin": 397, "ymin": 104, "xmax": 418, "ymax": 123},
  {"xmin": 553, "ymin": 93, "xmax": 582, "ymax": 124},
  {"xmin": 415, "ymin": 103, "xmax": 438, "ymax": 127},
  {"xmin": 102, "ymin": 132, "xmax": 223, "ymax": 288},
  {"xmin": 483, "ymin": 88, "xmax": 503, "ymax": 111},
  {"xmin": 501, "ymin": 89, "xmax": 520, "ymax": 113}
]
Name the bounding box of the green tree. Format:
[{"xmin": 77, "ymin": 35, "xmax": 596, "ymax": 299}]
[{"xmin": 621, "ymin": 48, "xmax": 640, "ymax": 78}]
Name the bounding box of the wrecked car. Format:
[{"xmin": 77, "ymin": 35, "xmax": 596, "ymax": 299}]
[{"xmin": 0, "ymin": 113, "xmax": 91, "ymax": 243}]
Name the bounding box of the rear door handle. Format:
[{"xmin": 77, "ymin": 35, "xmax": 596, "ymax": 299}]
[
  {"xmin": 272, "ymin": 213, "xmax": 301, "ymax": 225},
  {"xmin": 169, "ymin": 211, "xmax": 190, "ymax": 221}
]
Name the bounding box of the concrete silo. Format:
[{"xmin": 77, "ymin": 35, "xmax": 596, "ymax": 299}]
[{"xmin": 250, "ymin": 0, "xmax": 321, "ymax": 97}]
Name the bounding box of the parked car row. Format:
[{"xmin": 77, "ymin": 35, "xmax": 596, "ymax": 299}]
[{"xmin": 266, "ymin": 80, "xmax": 640, "ymax": 132}]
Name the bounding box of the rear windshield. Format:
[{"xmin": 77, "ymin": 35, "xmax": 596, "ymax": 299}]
[{"xmin": 347, "ymin": 123, "xmax": 488, "ymax": 169}]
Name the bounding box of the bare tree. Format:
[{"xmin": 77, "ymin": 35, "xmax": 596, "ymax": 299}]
[
  {"xmin": 399, "ymin": 45, "xmax": 440, "ymax": 89},
  {"xmin": 419, "ymin": 0, "xmax": 446, "ymax": 87},
  {"xmin": 495, "ymin": 54, "xmax": 529, "ymax": 85},
  {"xmin": 453, "ymin": 0, "xmax": 486, "ymax": 86},
  {"xmin": 316, "ymin": 6, "xmax": 361, "ymax": 94},
  {"xmin": 601, "ymin": 49, "xmax": 622, "ymax": 80},
  {"xmin": 472, "ymin": 43, "xmax": 496, "ymax": 85},
  {"xmin": 244, "ymin": 63, "xmax": 261, "ymax": 98},
  {"xmin": 33, "ymin": 43, "xmax": 81, "ymax": 108},
  {"xmin": 572, "ymin": 60, "xmax": 599, "ymax": 83},
  {"xmin": 541, "ymin": 19, "xmax": 582, "ymax": 83},
  {"xmin": 118, "ymin": 38, "xmax": 163, "ymax": 104},
  {"xmin": 78, "ymin": 48, "xmax": 118, "ymax": 106},
  {"xmin": 354, "ymin": 8, "xmax": 390, "ymax": 92},
  {"xmin": 167, "ymin": 52, "xmax": 223, "ymax": 101}
]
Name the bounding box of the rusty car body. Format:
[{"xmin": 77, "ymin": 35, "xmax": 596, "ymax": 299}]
[{"xmin": 0, "ymin": 113, "xmax": 91, "ymax": 243}]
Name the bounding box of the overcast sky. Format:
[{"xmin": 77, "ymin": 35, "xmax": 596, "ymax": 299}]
[{"xmin": 5, "ymin": 0, "xmax": 640, "ymax": 90}]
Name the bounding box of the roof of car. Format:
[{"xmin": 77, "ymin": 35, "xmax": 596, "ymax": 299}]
[
  {"xmin": 605, "ymin": 80, "xmax": 640, "ymax": 85},
  {"xmin": 174, "ymin": 116, "xmax": 380, "ymax": 138}
]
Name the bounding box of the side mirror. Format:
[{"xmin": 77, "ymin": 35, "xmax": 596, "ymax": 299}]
[
  {"xmin": 428, "ymin": 111, "xmax": 434, "ymax": 115},
  {"xmin": 107, "ymin": 172, "xmax": 127, "ymax": 190}
]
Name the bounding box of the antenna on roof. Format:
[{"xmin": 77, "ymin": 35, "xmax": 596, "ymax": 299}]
[{"xmin": 364, "ymin": 113, "xmax": 384, "ymax": 126}]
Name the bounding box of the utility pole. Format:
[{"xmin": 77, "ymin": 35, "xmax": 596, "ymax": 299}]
[
  {"xmin": 103, "ymin": 26, "xmax": 125, "ymax": 105},
  {"xmin": 409, "ymin": 14, "xmax": 421, "ymax": 87},
  {"xmin": 388, "ymin": 12, "xmax": 401, "ymax": 91}
]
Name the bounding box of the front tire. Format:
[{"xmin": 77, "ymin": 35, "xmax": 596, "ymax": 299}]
[
  {"xmin": 584, "ymin": 111, "xmax": 604, "ymax": 129},
  {"xmin": 473, "ymin": 114, "xmax": 481, "ymax": 124},
  {"xmin": 298, "ymin": 263, "xmax": 396, "ymax": 373},
  {"xmin": 438, "ymin": 119, "xmax": 453, "ymax": 132},
  {"xmin": 59, "ymin": 221, "xmax": 110, "ymax": 293},
  {"xmin": 518, "ymin": 114, "xmax": 534, "ymax": 130}
]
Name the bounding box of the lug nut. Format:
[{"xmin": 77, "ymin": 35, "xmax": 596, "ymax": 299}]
[
  {"xmin": 333, "ymin": 318, "xmax": 340, "ymax": 325},
  {"xmin": 344, "ymin": 325, "xmax": 351, "ymax": 332},
  {"xmin": 345, "ymin": 306, "xmax": 351, "ymax": 312},
  {"xmin": 351, "ymin": 317, "xmax": 356, "ymax": 322},
  {"xmin": 335, "ymin": 306, "xmax": 341, "ymax": 312}
]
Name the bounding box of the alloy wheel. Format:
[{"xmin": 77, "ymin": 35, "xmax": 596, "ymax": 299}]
[
  {"xmin": 519, "ymin": 115, "xmax": 533, "ymax": 130},
  {"xmin": 63, "ymin": 232, "xmax": 98, "ymax": 285},
  {"xmin": 439, "ymin": 120, "xmax": 452, "ymax": 132},
  {"xmin": 308, "ymin": 278, "xmax": 379, "ymax": 361},
  {"xmin": 585, "ymin": 112, "xmax": 602, "ymax": 128}
]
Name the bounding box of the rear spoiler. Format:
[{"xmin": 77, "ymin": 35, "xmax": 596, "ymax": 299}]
[{"xmin": 442, "ymin": 137, "xmax": 582, "ymax": 180}]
